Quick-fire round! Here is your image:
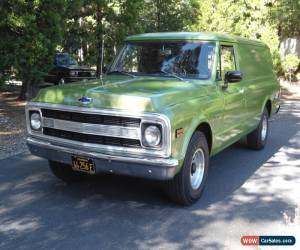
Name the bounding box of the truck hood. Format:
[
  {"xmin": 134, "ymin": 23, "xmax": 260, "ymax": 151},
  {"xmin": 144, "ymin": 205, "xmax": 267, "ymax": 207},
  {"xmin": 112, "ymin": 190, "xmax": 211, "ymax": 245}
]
[
  {"xmin": 60, "ymin": 65, "xmax": 94, "ymax": 71},
  {"xmin": 34, "ymin": 76, "xmax": 211, "ymax": 112}
]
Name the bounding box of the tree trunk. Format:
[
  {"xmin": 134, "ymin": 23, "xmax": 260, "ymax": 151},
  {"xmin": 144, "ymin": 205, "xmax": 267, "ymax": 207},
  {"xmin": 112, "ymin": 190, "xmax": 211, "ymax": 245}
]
[
  {"xmin": 18, "ymin": 80, "xmax": 28, "ymax": 100},
  {"xmin": 18, "ymin": 80, "xmax": 38, "ymax": 100},
  {"xmin": 96, "ymin": 4, "xmax": 103, "ymax": 76},
  {"xmin": 156, "ymin": 0, "xmax": 161, "ymax": 31}
]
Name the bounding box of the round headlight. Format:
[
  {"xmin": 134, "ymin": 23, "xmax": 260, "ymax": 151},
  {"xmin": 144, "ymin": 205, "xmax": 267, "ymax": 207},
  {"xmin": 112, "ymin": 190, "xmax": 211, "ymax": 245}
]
[
  {"xmin": 30, "ymin": 112, "xmax": 41, "ymax": 130},
  {"xmin": 90, "ymin": 71, "xmax": 96, "ymax": 76},
  {"xmin": 144, "ymin": 125, "xmax": 161, "ymax": 147}
]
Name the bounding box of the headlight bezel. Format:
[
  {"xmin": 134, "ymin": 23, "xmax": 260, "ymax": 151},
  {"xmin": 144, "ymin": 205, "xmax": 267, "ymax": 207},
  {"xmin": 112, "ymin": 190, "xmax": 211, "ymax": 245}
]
[
  {"xmin": 141, "ymin": 123, "xmax": 163, "ymax": 149},
  {"xmin": 29, "ymin": 110, "xmax": 42, "ymax": 131},
  {"xmin": 139, "ymin": 116, "xmax": 171, "ymax": 157}
]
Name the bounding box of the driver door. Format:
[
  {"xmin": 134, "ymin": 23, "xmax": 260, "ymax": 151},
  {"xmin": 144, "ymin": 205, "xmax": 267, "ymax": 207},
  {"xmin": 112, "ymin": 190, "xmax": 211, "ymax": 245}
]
[{"xmin": 218, "ymin": 43, "xmax": 247, "ymax": 147}]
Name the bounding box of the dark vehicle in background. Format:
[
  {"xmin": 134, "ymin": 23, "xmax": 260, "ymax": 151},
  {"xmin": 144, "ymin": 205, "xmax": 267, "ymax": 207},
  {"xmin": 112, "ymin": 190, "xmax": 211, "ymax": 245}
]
[{"xmin": 45, "ymin": 53, "xmax": 96, "ymax": 85}]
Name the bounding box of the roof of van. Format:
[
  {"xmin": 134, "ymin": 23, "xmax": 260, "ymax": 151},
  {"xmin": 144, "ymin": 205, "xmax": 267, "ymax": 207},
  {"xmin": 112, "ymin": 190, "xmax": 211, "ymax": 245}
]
[{"xmin": 125, "ymin": 32, "xmax": 267, "ymax": 47}]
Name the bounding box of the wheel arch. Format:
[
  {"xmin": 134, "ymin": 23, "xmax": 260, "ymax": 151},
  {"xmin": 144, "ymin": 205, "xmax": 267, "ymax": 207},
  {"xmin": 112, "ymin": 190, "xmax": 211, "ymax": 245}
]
[
  {"xmin": 195, "ymin": 122, "xmax": 213, "ymax": 154},
  {"xmin": 265, "ymin": 99, "xmax": 272, "ymax": 116},
  {"xmin": 179, "ymin": 119, "xmax": 213, "ymax": 162}
]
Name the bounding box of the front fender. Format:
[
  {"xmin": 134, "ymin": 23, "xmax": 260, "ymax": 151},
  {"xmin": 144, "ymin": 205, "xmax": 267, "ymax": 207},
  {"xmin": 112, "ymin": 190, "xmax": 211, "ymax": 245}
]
[
  {"xmin": 179, "ymin": 115, "xmax": 209, "ymax": 160},
  {"xmin": 167, "ymin": 104, "xmax": 209, "ymax": 173},
  {"xmin": 260, "ymin": 87, "xmax": 280, "ymax": 118}
]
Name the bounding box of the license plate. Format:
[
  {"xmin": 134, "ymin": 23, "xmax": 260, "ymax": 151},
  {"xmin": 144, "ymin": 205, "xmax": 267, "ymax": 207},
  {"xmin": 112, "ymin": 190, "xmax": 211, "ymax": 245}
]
[{"xmin": 72, "ymin": 156, "xmax": 95, "ymax": 174}]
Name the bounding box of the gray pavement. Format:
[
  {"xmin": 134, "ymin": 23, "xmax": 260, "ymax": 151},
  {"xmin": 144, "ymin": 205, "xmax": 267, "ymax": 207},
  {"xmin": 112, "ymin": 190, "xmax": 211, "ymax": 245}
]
[{"xmin": 0, "ymin": 101, "xmax": 299, "ymax": 250}]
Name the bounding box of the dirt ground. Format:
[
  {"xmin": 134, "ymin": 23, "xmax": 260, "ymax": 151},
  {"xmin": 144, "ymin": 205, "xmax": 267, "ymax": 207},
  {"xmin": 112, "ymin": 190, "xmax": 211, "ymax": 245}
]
[
  {"xmin": 0, "ymin": 89, "xmax": 27, "ymax": 159},
  {"xmin": 280, "ymin": 80, "xmax": 300, "ymax": 101}
]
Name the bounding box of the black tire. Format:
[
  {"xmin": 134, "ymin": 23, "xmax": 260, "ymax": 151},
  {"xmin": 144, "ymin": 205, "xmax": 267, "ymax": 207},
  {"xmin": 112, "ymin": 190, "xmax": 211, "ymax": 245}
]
[
  {"xmin": 166, "ymin": 131, "xmax": 209, "ymax": 205},
  {"xmin": 247, "ymin": 107, "xmax": 269, "ymax": 150},
  {"xmin": 58, "ymin": 78, "xmax": 65, "ymax": 85},
  {"xmin": 49, "ymin": 160, "xmax": 84, "ymax": 182}
]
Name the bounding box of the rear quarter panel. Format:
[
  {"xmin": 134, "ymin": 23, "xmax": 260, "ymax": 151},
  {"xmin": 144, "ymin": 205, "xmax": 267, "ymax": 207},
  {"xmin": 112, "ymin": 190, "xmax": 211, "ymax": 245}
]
[{"xmin": 237, "ymin": 43, "xmax": 280, "ymax": 130}]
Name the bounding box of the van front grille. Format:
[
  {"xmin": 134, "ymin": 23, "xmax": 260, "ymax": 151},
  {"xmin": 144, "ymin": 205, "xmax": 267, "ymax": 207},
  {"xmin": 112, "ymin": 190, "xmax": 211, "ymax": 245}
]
[
  {"xmin": 41, "ymin": 109, "xmax": 141, "ymax": 127},
  {"xmin": 78, "ymin": 71, "xmax": 92, "ymax": 77},
  {"xmin": 43, "ymin": 128, "xmax": 142, "ymax": 148}
]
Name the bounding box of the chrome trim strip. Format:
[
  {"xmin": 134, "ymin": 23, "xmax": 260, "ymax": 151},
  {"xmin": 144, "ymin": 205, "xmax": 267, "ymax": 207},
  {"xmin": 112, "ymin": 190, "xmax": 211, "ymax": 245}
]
[
  {"xmin": 43, "ymin": 117, "xmax": 140, "ymax": 140},
  {"xmin": 27, "ymin": 137, "xmax": 178, "ymax": 167},
  {"xmin": 67, "ymin": 76, "xmax": 96, "ymax": 79},
  {"xmin": 26, "ymin": 102, "xmax": 171, "ymax": 158}
]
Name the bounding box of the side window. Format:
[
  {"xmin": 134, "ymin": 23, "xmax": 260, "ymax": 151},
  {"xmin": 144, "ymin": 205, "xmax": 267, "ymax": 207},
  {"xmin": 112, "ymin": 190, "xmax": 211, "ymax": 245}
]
[{"xmin": 218, "ymin": 46, "xmax": 236, "ymax": 80}]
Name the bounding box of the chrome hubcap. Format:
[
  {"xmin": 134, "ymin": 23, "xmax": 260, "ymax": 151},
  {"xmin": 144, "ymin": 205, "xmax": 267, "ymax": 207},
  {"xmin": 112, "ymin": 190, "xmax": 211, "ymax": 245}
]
[
  {"xmin": 261, "ymin": 115, "xmax": 268, "ymax": 141},
  {"xmin": 59, "ymin": 78, "xmax": 65, "ymax": 85},
  {"xmin": 190, "ymin": 148, "xmax": 205, "ymax": 190}
]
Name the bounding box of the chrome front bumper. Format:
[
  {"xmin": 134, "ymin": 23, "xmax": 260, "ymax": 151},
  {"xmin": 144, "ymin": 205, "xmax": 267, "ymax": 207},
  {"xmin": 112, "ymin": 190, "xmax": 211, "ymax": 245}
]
[{"xmin": 27, "ymin": 137, "xmax": 178, "ymax": 180}]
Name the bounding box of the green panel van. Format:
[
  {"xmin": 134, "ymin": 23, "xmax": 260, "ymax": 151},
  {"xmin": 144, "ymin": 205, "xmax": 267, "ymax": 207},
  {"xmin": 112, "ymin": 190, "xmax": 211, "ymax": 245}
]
[{"xmin": 26, "ymin": 32, "xmax": 280, "ymax": 205}]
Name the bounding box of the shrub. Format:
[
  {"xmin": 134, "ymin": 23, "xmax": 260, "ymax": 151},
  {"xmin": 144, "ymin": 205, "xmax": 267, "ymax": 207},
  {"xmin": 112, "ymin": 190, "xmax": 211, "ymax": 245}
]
[{"xmin": 282, "ymin": 54, "xmax": 300, "ymax": 82}]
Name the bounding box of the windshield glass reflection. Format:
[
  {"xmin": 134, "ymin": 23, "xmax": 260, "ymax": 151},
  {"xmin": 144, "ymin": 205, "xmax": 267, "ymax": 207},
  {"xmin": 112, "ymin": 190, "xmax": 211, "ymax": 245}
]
[{"xmin": 109, "ymin": 41, "xmax": 216, "ymax": 80}]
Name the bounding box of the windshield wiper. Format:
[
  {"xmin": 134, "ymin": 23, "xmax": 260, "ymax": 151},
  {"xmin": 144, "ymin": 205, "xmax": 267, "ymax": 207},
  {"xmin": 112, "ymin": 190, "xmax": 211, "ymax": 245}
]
[
  {"xmin": 160, "ymin": 69, "xmax": 184, "ymax": 81},
  {"xmin": 107, "ymin": 70, "xmax": 136, "ymax": 78}
]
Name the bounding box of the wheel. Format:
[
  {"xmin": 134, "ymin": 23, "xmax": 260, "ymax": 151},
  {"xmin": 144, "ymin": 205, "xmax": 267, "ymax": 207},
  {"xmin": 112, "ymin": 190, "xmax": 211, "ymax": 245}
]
[
  {"xmin": 166, "ymin": 131, "xmax": 209, "ymax": 205},
  {"xmin": 58, "ymin": 78, "xmax": 65, "ymax": 85},
  {"xmin": 247, "ymin": 107, "xmax": 269, "ymax": 150},
  {"xmin": 49, "ymin": 160, "xmax": 84, "ymax": 182}
]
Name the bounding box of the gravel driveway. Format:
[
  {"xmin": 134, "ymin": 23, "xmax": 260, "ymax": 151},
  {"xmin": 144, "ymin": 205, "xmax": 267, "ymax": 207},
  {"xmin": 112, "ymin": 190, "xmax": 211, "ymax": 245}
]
[{"xmin": 0, "ymin": 91, "xmax": 28, "ymax": 160}]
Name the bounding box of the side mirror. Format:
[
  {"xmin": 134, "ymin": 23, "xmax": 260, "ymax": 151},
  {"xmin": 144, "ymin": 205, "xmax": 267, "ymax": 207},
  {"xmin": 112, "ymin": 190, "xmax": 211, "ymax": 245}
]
[
  {"xmin": 225, "ymin": 70, "xmax": 243, "ymax": 83},
  {"xmin": 223, "ymin": 70, "xmax": 243, "ymax": 89}
]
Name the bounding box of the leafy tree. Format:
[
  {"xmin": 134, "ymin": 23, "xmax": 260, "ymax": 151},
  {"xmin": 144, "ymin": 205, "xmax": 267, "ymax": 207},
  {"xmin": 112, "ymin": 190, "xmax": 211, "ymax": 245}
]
[
  {"xmin": 1, "ymin": 0, "xmax": 300, "ymax": 98},
  {"xmin": 141, "ymin": 0, "xmax": 200, "ymax": 32},
  {"xmin": 63, "ymin": 0, "xmax": 122, "ymax": 74},
  {"xmin": 0, "ymin": 0, "xmax": 67, "ymax": 99},
  {"xmin": 282, "ymin": 54, "xmax": 300, "ymax": 82},
  {"xmin": 268, "ymin": 0, "xmax": 300, "ymax": 38},
  {"xmin": 190, "ymin": 0, "xmax": 283, "ymax": 73}
]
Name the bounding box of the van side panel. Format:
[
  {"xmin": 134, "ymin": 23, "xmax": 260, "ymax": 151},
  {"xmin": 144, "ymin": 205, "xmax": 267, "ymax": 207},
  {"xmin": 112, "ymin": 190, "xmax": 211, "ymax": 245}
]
[{"xmin": 237, "ymin": 43, "xmax": 278, "ymax": 131}]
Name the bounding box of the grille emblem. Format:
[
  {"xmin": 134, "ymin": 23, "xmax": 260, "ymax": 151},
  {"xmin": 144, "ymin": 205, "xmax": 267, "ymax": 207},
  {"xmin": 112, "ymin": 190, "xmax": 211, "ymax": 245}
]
[{"xmin": 78, "ymin": 96, "xmax": 93, "ymax": 104}]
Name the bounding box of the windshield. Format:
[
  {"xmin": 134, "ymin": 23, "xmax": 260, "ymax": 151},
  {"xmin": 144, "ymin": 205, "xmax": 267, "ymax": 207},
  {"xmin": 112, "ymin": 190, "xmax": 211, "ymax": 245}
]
[
  {"xmin": 55, "ymin": 54, "xmax": 78, "ymax": 66},
  {"xmin": 109, "ymin": 41, "xmax": 216, "ymax": 80}
]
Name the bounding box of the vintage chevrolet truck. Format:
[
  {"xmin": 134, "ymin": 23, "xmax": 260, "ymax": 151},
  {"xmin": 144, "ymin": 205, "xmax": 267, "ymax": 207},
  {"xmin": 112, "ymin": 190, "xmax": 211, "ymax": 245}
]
[{"xmin": 26, "ymin": 32, "xmax": 280, "ymax": 205}]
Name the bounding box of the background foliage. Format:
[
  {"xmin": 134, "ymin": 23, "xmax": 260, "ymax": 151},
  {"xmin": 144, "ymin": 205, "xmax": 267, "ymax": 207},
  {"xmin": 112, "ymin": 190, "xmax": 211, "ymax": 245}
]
[
  {"xmin": 0, "ymin": 0, "xmax": 299, "ymax": 99},
  {"xmin": 282, "ymin": 53, "xmax": 300, "ymax": 82}
]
